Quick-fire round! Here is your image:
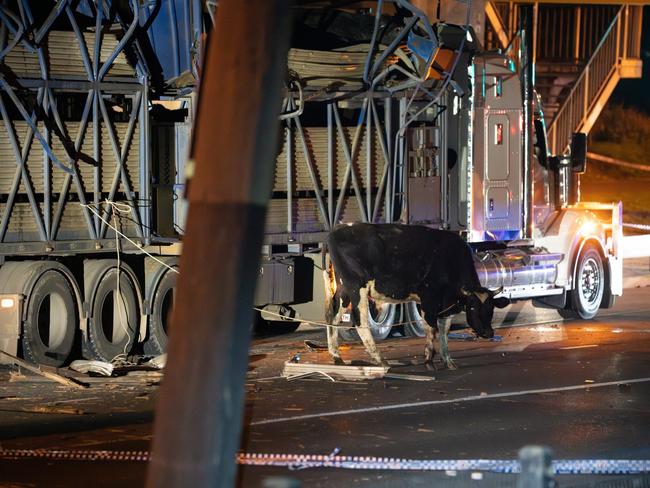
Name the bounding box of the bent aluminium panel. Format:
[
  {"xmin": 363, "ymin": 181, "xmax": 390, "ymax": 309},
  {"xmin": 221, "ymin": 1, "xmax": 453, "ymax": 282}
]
[{"xmin": 0, "ymin": 0, "xmax": 153, "ymax": 255}]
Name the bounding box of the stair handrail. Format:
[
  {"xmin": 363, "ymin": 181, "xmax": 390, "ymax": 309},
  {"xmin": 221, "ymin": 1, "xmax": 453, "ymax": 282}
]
[{"xmin": 547, "ymin": 5, "xmax": 624, "ymax": 154}]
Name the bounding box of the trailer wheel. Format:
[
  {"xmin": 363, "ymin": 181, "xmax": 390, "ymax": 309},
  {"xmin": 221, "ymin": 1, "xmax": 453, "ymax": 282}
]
[
  {"xmin": 403, "ymin": 302, "xmax": 427, "ymax": 337},
  {"xmin": 562, "ymin": 243, "xmax": 605, "ymax": 320},
  {"xmin": 22, "ymin": 270, "xmax": 76, "ymax": 367},
  {"xmin": 339, "ymin": 301, "xmax": 397, "ymax": 342},
  {"xmin": 144, "ymin": 270, "xmax": 177, "ymax": 355},
  {"xmin": 83, "ymin": 268, "xmax": 139, "ymax": 361}
]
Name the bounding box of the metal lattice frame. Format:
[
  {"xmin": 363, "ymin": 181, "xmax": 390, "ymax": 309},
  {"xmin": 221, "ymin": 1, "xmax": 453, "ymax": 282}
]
[
  {"xmin": 265, "ymin": 0, "xmax": 474, "ymax": 244},
  {"xmin": 0, "ymin": 0, "xmax": 151, "ymax": 251},
  {"xmin": 276, "ymin": 93, "xmax": 395, "ymax": 242}
]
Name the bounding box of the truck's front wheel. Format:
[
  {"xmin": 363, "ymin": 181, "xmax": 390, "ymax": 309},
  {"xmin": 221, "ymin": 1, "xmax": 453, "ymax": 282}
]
[{"xmin": 562, "ymin": 243, "xmax": 605, "ymax": 320}]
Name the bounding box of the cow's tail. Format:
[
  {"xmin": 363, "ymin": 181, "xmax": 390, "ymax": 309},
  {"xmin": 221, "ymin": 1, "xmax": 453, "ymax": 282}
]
[{"xmin": 323, "ymin": 258, "xmax": 338, "ymax": 325}]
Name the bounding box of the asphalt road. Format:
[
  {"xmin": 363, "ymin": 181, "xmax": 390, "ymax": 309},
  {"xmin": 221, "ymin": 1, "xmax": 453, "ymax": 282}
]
[{"xmin": 1, "ymin": 286, "xmax": 649, "ymax": 487}]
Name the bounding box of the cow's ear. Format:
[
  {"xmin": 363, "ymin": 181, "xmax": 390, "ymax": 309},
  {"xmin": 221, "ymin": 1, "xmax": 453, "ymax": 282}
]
[{"xmin": 493, "ymin": 297, "xmax": 510, "ymax": 309}]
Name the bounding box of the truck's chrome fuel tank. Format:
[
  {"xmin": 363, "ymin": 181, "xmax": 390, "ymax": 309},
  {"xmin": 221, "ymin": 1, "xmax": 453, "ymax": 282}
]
[{"xmin": 474, "ymin": 248, "xmax": 563, "ymax": 289}]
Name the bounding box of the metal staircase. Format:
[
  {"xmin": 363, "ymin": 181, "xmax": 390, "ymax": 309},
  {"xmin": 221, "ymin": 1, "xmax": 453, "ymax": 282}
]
[{"xmin": 485, "ymin": 2, "xmax": 645, "ymax": 154}]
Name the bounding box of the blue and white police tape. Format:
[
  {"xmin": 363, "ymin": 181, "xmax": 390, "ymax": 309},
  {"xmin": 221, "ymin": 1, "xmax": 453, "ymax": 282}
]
[
  {"xmin": 1, "ymin": 448, "xmax": 649, "ymax": 475},
  {"xmin": 237, "ymin": 453, "xmax": 650, "ymax": 475}
]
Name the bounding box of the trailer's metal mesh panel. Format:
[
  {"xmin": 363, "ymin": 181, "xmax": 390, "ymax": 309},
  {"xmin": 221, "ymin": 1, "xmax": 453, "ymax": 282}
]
[
  {"xmin": 3, "ymin": 32, "xmax": 135, "ymax": 78},
  {"xmin": 0, "ymin": 202, "xmax": 44, "ymax": 240},
  {"xmin": 0, "ymin": 201, "xmax": 139, "ymax": 243},
  {"xmin": 268, "ymin": 125, "xmax": 388, "ymax": 234},
  {"xmin": 0, "ymin": 120, "xmax": 141, "ymax": 242},
  {"xmin": 0, "ymin": 0, "xmax": 151, "ymax": 252},
  {"xmin": 274, "ymin": 127, "xmax": 384, "ymax": 192},
  {"xmin": 265, "ymin": 196, "xmax": 366, "ymax": 234},
  {"xmin": 0, "ymin": 121, "xmax": 140, "ymax": 194}
]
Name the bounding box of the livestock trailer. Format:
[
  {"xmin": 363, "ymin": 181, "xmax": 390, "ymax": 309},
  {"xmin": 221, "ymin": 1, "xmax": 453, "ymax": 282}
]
[
  {"xmin": 0, "ymin": 1, "xmax": 646, "ymax": 366},
  {"xmin": 0, "ymin": 0, "xmax": 192, "ymax": 364}
]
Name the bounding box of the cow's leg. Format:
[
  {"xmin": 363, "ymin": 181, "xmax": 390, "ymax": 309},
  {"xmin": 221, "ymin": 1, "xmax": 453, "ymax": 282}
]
[
  {"xmin": 327, "ymin": 327, "xmax": 345, "ymax": 365},
  {"xmin": 424, "ymin": 325, "xmax": 441, "ymax": 368},
  {"xmin": 323, "ymin": 264, "xmax": 337, "ymax": 324},
  {"xmin": 437, "ymin": 316, "xmax": 457, "ymax": 370},
  {"xmin": 424, "ymin": 324, "xmax": 435, "ymax": 363},
  {"xmin": 421, "ymin": 304, "xmax": 440, "ymax": 369},
  {"xmin": 356, "ymin": 286, "xmax": 385, "ymax": 366},
  {"xmin": 327, "ymin": 294, "xmax": 345, "ymax": 365}
]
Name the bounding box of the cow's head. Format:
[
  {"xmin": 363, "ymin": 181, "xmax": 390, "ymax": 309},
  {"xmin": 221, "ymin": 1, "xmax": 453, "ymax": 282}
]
[{"xmin": 461, "ymin": 287, "xmax": 509, "ymax": 338}]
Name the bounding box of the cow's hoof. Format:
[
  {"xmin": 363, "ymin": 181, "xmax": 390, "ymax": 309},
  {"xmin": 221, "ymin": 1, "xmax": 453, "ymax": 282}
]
[
  {"xmin": 445, "ymin": 360, "xmax": 458, "ymax": 370},
  {"xmin": 333, "ymin": 357, "xmax": 346, "ymax": 365},
  {"xmin": 372, "ymin": 358, "xmax": 389, "ymax": 368},
  {"xmin": 424, "ymin": 360, "xmax": 438, "ymax": 371}
]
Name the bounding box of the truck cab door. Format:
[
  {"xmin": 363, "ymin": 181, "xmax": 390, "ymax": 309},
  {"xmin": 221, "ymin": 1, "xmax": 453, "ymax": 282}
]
[{"xmin": 472, "ymin": 54, "xmax": 524, "ymax": 241}]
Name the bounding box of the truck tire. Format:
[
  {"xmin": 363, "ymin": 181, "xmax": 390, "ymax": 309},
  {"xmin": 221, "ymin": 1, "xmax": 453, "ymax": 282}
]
[
  {"xmin": 83, "ymin": 268, "xmax": 139, "ymax": 361},
  {"xmin": 403, "ymin": 302, "xmax": 427, "ymax": 337},
  {"xmin": 143, "ymin": 270, "xmax": 177, "ymax": 355},
  {"xmin": 22, "ymin": 270, "xmax": 76, "ymax": 367},
  {"xmin": 562, "ymin": 243, "xmax": 605, "ymax": 320},
  {"xmin": 600, "ymin": 259, "xmax": 616, "ymax": 309},
  {"xmin": 339, "ymin": 301, "xmax": 397, "ymax": 342}
]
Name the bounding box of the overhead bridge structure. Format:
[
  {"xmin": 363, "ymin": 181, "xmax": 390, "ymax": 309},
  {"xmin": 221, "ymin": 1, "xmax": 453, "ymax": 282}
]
[{"xmin": 485, "ymin": 1, "xmax": 646, "ymax": 153}]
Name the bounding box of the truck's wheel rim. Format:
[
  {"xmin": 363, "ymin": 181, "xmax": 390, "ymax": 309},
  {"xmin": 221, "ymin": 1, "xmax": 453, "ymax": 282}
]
[
  {"xmin": 579, "ymin": 256, "xmax": 602, "ymax": 312},
  {"xmin": 368, "ymin": 301, "xmax": 395, "ymax": 337},
  {"xmin": 405, "ymin": 302, "xmax": 427, "ymax": 337}
]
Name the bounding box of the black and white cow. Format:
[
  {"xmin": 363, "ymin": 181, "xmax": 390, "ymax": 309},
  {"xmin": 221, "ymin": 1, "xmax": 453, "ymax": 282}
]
[{"xmin": 324, "ymin": 223, "xmax": 509, "ymax": 369}]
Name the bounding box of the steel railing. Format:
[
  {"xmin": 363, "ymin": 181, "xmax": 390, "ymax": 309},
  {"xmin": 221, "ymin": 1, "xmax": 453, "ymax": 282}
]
[{"xmin": 547, "ymin": 5, "xmax": 641, "ymax": 155}]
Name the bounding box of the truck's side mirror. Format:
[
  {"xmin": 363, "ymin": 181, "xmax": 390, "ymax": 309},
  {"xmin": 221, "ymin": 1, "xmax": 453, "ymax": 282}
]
[
  {"xmin": 570, "ymin": 132, "xmax": 587, "ymax": 173},
  {"xmin": 534, "ymin": 119, "xmax": 549, "ymax": 168}
]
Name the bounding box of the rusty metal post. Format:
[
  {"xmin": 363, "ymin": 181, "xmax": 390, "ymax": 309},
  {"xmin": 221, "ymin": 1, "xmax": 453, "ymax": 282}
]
[{"xmin": 146, "ymin": 1, "xmax": 290, "ymax": 487}]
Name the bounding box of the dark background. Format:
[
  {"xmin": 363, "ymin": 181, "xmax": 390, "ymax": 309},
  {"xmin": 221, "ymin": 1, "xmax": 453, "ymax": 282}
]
[{"xmin": 611, "ymin": 7, "xmax": 650, "ymax": 112}]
